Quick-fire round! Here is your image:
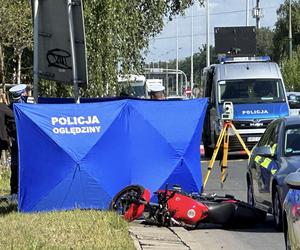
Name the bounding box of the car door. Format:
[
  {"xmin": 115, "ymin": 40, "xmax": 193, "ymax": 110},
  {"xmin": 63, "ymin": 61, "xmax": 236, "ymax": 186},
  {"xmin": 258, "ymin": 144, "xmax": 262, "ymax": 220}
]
[
  {"xmin": 250, "ymin": 123, "xmax": 275, "ymax": 204},
  {"xmin": 255, "ymin": 121, "xmax": 281, "ymax": 206}
]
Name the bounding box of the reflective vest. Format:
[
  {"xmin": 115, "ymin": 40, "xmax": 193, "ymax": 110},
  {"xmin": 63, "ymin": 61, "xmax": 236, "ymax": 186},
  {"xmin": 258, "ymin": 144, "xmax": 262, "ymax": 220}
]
[{"xmin": 254, "ymin": 144, "xmax": 279, "ymax": 175}]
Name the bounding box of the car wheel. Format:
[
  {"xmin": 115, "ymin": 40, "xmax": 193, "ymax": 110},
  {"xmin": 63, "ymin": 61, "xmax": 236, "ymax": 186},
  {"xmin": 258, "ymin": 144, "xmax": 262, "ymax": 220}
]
[
  {"xmin": 273, "ymin": 187, "xmax": 283, "ymax": 231},
  {"xmin": 247, "ymin": 180, "xmax": 254, "ymax": 206},
  {"xmin": 247, "ymin": 179, "xmax": 266, "ymax": 221},
  {"xmin": 284, "ymin": 216, "xmax": 292, "ymax": 250},
  {"xmin": 286, "ymin": 233, "xmax": 291, "ymax": 250}
]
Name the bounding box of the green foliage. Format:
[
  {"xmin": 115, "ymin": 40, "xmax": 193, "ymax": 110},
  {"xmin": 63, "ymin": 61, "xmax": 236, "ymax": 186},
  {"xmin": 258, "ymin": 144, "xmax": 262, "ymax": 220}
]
[
  {"xmin": 0, "ymin": 167, "xmax": 10, "ymax": 196},
  {"xmin": 256, "ymin": 27, "xmax": 274, "ymax": 58},
  {"xmin": 160, "ymin": 45, "xmax": 217, "ymax": 87},
  {"xmin": 82, "ymin": 0, "xmax": 192, "ymax": 97},
  {"xmin": 273, "ymin": 0, "xmax": 300, "ymax": 62},
  {"xmin": 282, "ymin": 47, "xmax": 300, "ymax": 91},
  {"xmin": 0, "ymin": 0, "xmax": 192, "ymax": 97},
  {"xmin": 0, "ymin": 209, "xmax": 134, "ymax": 249},
  {"xmin": 0, "ymin": 0, "xmax": 32, "ymax": 87},
  {"xmin": 0, "ymin": 167, "xmax": 134, "ymax": 249}
]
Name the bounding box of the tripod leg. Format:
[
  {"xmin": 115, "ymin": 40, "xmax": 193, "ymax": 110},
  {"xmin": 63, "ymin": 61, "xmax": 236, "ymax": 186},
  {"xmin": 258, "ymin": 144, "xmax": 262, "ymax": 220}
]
[
  {"xmin": 230, "ymin": 123, "xmax": 250, "ymax": 156},
  {"xmin": 203, "ymin": 124, "xmax": 227, "ymax": 189},
  {"xmin": 220, "ymin": 130, "xmax": 229, "ymax": 188}
]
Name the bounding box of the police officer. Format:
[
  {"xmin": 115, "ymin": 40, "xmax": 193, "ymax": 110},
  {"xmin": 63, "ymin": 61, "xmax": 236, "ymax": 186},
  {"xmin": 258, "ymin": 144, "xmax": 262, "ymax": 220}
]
[
  {"xmin": 149, "ymin": 85, "xmax": 166, "ymax": 100},
  {"xmin": 8, "ymin": 84, "xmax": 29, "ymax": 195},
  {"xmin": 9, "ymin": 84, "xmax": 29, "ymax": 104},
  {"xmin": 0, "ymin": 93, "xmax": 14, "ymax": 161}
]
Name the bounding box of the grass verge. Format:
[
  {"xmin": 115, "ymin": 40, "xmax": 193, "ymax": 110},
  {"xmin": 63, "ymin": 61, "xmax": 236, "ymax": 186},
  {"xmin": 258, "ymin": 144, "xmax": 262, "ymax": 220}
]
[{"xmin": 0, "ymin": 166, "xmax": 135, "ymax": 249}]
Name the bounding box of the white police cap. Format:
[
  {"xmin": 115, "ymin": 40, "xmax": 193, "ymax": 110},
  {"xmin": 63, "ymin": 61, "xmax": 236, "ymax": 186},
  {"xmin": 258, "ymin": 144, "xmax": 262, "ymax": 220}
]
[
  {"xmin": 149, "ymin": 85, "xmax": 165, "ymax": 92},
  {"xmin": 9, "ymin": 84, "xmax": 27, "ymax": 98}
]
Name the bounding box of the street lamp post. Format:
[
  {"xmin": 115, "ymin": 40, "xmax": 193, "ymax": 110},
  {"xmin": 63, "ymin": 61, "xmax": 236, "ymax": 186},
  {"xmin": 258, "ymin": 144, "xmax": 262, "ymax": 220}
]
[
  {"xmin": 206, "ymin": 0, "xmax": 210, "ymax": 67},
  {"xmin": 246, "ymin": 0, "xmax": 249, "ymax": 26},
  {"xmin": 289, "ymin": 0, "xmax": 293, "ymax": 59},
  {"xmin": 176, "ymin": 17, "xmax": 179, "ymax": 95},
  {"xmin": 191, "ymin": 6, "xmax": 194, "ymax": 92},
  {"xmin": 166, "ymin": 61, "xmax": 169, "ymax": 96},
  {"xmin": 33, "ymin": 0, "xmax": 39, "ymax": 103}
]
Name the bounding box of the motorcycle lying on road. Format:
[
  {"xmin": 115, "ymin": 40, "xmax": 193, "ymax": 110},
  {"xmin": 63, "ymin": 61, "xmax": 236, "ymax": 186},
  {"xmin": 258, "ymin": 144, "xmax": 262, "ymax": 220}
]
[{"xmin": 110, "ymin": 184, "xmax": 263, "ymax": 228}]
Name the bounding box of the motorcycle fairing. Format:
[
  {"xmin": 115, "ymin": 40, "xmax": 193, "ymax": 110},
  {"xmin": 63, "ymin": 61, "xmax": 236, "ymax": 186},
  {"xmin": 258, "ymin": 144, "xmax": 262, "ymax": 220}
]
[
  {"xmin": 166, "ymin": 192, "xmax": 209, "ymax": 225},
  {"xmin": 124, "ymin": 188, "xmax": 151, "ymax": 221}
]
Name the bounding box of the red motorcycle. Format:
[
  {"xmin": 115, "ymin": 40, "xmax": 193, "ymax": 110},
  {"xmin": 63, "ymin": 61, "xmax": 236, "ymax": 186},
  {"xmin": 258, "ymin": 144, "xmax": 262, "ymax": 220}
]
[{"xmin": 110, "ymin": 184, "xmax": 262, "ymax": 228}]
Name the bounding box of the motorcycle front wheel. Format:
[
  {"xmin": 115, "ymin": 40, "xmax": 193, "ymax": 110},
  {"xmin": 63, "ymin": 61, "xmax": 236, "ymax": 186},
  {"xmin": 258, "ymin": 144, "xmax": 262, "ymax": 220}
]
[{"xmin": 109, "ymin": 185, "xmax": 145, "ymax": 216}]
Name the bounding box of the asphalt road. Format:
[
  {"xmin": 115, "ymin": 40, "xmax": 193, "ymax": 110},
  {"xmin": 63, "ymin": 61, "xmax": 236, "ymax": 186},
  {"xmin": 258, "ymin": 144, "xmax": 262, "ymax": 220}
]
[{"xmin": 191, "ymin": 157, "xmax": 285, "ymax": 250}]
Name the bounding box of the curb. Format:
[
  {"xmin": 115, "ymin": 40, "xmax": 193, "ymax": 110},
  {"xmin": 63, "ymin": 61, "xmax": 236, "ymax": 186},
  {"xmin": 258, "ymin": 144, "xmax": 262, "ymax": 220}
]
[
  {"xmin": 129, "ymin": 228, "xmax": 142, "ymax": 250},
  {"xmin": 129, "ymin": 221, "xmax": 204, "ymax": 250},
  {"xmin": 171, "ymin": 227, "xmax": 204, "ymax": 249}
]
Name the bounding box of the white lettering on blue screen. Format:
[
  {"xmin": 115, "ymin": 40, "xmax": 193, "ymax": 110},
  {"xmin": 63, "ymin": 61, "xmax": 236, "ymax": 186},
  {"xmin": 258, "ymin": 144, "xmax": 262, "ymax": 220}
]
[{"xmin": 51, "ymin": 116, "xmax": 101, "ymax": 135}]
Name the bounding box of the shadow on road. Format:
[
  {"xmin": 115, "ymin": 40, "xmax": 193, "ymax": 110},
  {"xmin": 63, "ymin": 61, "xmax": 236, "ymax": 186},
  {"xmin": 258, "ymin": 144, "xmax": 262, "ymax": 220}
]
[
  {"xmin": 201, "ymin": 153, "xmax": 249, "ymax": 162},
  {"xmin": 194, "ymin": 215, "xmax": 279, "ymax": 233}
]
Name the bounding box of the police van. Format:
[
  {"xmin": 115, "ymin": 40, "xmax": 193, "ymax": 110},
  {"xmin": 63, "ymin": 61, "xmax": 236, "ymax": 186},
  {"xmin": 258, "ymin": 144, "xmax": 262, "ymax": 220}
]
[{"xmin": 202, "ymin": 56, "xmax": 289, "ymax": 157}]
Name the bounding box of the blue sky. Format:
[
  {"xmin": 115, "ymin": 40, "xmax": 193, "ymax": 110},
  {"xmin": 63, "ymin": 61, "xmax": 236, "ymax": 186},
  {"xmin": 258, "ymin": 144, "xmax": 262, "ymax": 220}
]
[{"xmin": 145, "ymin": 0, "xmax": 285, "ymax": 63}]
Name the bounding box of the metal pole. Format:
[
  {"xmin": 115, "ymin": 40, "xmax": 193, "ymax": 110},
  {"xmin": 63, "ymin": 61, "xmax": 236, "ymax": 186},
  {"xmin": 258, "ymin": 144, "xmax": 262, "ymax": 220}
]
[
  {"xmin": 166, "ymin": 61, "xmax": 169, "ymax": 96},
  {"xmin": 176, "ymin": 17, "xmax": 179, "ymax": 95},
  {"xmin": 246, "ymin": 0, "xmax": 249, "ymax": 26},
  {"xmin": 256, "ymin": 0, "xmax": 261, "ymax": 29},
  {"xmin": 191, "ymin": 6, "xmax": 194, "ymax": 92},
  {"xmin": 180, "ymin": 74, "xmax": 183, "ymax": 96},
  {"xmin": 33, "ymin": 0, "xmax": 39, "ymax": 103},
  {"xmin": 206, "ymin": 0, "xmax": 210, "ymax": 67},
  {"xmin": 178, "ymin": 69, "xmax": 188, "ymax": 93},
  {"xmin": 289, "ymin": 0, "xmax": 293, "ymax": 59},
  {"xmin": 67, "ymin": 0, "xmax": 79, "ymax": 103}
]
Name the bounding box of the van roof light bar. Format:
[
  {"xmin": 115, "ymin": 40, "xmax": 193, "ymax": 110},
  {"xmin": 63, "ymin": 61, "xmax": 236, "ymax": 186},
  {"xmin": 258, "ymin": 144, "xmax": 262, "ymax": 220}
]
[{"xmin": 219, "ymin": 56, "xmax": 271, "ymax": 64}]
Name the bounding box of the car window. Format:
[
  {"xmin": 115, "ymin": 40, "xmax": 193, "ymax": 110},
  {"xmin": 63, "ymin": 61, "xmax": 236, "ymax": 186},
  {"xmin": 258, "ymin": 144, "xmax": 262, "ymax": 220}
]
[
  {"xmin": 287, "ymin": 93, "xmax": 300, "ymax": 109},
  {"xmin": 267, "ymin": 121, "xmax": 280, "ymax": 146},
  {"xmin": 285, "ymin": 127, "xmax": 300, "ymax": 155},
  {"xmin": 258, "ymin": 123, "xmax": 275, "ymax": 147}
]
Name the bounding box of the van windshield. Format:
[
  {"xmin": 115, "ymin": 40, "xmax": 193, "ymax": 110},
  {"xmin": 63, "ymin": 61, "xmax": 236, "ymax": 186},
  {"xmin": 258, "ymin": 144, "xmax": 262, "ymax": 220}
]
[
  {"xmin": 130, "ymin": 85, "xmax": 145, "ymax": 97},
  {"xmin": 218, "ymin": 79, "xmax": 286, "ymax": 104}
]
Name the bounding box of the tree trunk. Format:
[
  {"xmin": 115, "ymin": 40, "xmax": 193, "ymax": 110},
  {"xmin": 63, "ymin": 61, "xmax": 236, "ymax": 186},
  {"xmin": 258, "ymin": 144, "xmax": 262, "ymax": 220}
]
[
  {"xmin": 0, "ymin": 44, "xmax": 5, "ymax": 90},
  {"xmin": 17, "ymin": 50, "xmax": 23, "ymax": 84}
]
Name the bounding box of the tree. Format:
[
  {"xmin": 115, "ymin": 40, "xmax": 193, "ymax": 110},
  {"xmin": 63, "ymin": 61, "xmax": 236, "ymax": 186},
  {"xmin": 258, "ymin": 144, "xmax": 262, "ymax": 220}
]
[
  {"xmin": 0, "ymin": 0, "xmax": 32, "ymax": 89},
  {"xmin": 161, "ymin": 45, "xmax": 216, "ymax": 86},
  {"xmin": 282, "ymin": 46, "xmax": 300, "ymax": 91},
  {"xmin": 256, "ymin": 27, "xmax": 274, "ymax": 58},
  {"xmin": 1, "ymin": 0, "xmax": 193, "ymax": 97},
  {"xmin": 273, "ymin": 0, "xmax": 300, "ymax": 62},
  {"xmin": 82, "ymin": 0, "xmax": 193, "ymax": 97}
]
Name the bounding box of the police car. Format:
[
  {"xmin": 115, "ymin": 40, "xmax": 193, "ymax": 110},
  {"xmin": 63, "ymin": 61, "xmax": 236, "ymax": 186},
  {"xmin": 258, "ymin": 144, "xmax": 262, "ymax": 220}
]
[
  {"xmin": 283, "ymin": 170, "xmax": 300, "ymax": 249},
  {"xmin": 246, "ymin": 116, "xmax": 300, "ymax": 230},
  {"xmin": 287, "ymin": 92, "xmax": 300, "ymax": 116}
]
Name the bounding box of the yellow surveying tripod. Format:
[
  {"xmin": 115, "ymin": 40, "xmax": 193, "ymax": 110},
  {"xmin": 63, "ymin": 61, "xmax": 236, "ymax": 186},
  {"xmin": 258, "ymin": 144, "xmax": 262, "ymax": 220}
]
[{"xmin": 203, "ymin": 120, "xmax": 251, "ymax": 189}]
